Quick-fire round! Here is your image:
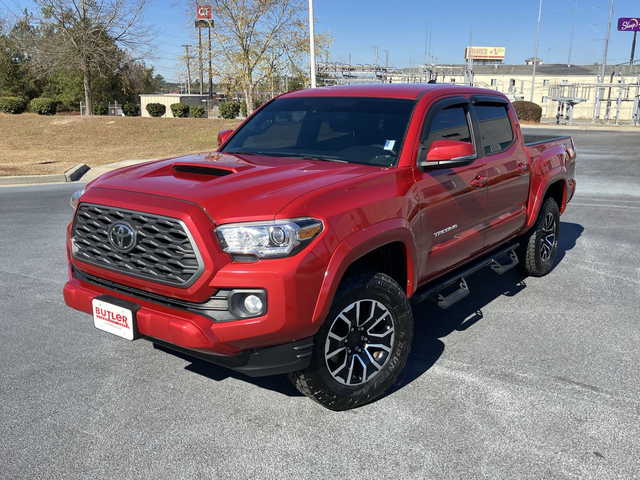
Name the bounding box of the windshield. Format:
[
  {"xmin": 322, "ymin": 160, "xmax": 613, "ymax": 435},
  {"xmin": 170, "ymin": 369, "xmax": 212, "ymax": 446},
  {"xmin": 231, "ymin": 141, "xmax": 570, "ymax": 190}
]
[{"xmin": 221, "ymin": 97, "xmax": 415, "ymax": 166}]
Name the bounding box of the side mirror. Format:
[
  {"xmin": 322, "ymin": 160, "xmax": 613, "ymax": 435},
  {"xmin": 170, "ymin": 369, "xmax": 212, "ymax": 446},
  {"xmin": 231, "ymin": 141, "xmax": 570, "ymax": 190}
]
[
  {"xmin": 217, "ymin": 129, "xmax": 233, "ymax": 148},
  {"xmin": 419, "ymin": 140, "xmax": 477, "ymax": 168}
]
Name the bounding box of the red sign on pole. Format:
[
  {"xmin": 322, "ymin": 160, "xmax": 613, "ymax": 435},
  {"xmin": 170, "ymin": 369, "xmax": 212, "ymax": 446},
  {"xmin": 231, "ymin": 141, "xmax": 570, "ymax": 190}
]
[{"xmin": 197, "ymin": 6, "xmax": 211, "ymax": 19}]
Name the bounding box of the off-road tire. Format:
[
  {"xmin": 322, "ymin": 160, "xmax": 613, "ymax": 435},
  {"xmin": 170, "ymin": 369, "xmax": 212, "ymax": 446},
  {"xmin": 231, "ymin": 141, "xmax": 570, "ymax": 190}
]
[
  {"xmin": 288, "ymin": 270, "xmax": 413, "ymax": 411},
  {"xmin": 516, "ymin": 197, "xmax": 560, "ymax": 277}
]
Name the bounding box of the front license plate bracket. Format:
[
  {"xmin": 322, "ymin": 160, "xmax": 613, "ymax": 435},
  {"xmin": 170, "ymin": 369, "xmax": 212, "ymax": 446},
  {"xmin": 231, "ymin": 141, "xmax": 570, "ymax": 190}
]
[{"xmin": 92, "ymin": 294, "xmax": 141, "ymax": 340}]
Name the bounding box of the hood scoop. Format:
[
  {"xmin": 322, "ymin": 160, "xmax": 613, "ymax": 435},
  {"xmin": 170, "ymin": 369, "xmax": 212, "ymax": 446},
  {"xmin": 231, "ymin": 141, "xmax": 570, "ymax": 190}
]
[{"xmin": 172, "ymin": 163, "xmax": 236, "ymax": 178}]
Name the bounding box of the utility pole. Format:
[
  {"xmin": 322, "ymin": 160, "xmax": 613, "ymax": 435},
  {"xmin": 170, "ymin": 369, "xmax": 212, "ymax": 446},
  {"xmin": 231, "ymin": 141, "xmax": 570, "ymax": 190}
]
[
  {"xmin": 530, "ymin": 0, "xmax": 543, "ymax": 102},
  {"xmin": 308, "ymin": 0, "xmax": 316, "ymax": 88},
  {"xmin": 601, "ymin": 0, "xmax": 614, "ymax": 80},
  {"xmin": 568, "ymin": 0, "xmax": 578, "ymax": 66},
  {"xmin": 372, "ymin": 45, "xmax": 378, "ymax": 69},
  {"xmin": 198, "ymin": 29, "xmax": 203, "ymax": 95},
  {"xmin": 594, "ymin": 0, "xmax": 614, "ymax": 121},
  {"xmin": 182, "ymin": 44, "xmax": 192, "ymax": 95},
  {"xmin": 467, "ymin": 26, "xmax": 474, "ymax": 86},
  {"xmin": 208, "ymin": 28, "xmax": 213, "ymax": 99},
  {"xmin": 383, "ymin": 50, "xmax": 389, "ymax": 69},
  {"xmin": 424, "ymin": 28, "xmax": 428, "ymax": 65}
]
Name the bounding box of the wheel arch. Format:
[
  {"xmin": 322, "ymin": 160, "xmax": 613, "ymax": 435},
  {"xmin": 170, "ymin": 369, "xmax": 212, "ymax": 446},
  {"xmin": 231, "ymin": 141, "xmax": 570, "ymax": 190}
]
[
  {"xmin": 311, "ymin": 219, "xmax": 418, "ymax": 325},
  {"xmin": 544, "ymin": 180, "xmax": 565, "ymax": 212},
  {"xmin": 523, "ymin": 172, "xmax": 567, "ymax": 232}
]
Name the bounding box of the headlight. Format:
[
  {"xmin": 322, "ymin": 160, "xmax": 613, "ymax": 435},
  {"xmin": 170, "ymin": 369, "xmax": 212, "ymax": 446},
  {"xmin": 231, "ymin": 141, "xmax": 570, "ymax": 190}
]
[
  {"xmin": 215, "ymin": 218, "xmax": 323, "ymax": 260},
  {"xmin": 70, "ymin": 188, "xmax": 85, "ymax": 210}
]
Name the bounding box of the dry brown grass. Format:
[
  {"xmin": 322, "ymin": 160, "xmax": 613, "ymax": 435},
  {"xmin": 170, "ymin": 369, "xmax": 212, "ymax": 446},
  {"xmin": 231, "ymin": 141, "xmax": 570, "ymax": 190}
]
[{"xmin": 0, "ymin": 113, "xmax": 242, "ymax": 176}]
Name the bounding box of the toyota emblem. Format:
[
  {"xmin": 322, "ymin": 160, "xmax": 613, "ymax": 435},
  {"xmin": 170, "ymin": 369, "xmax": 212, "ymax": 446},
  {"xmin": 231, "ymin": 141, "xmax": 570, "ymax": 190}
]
[{"xmin": 108, "ymin": 222, "xmax": 137, "ymax": 252}]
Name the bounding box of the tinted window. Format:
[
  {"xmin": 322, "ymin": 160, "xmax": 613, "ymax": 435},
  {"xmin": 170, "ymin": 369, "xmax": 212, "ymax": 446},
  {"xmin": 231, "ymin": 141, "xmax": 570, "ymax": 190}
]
[
  {"xmin": 222, "ymin": 97, "xmax": 415, "ymax": 166},
  {"xmin": 475, "ymin": 104, "xmax": 514, "ymax": 155},
  {"xmin": 424, "ymin": 105, "xmax": 473, "ymax": 148}
]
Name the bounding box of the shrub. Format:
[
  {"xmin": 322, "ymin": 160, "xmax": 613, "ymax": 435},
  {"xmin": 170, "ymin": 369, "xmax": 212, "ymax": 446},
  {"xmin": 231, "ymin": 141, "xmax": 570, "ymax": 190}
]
[
  {"xmin": 123, "ymin": 103, "xmax": 140, "ymax": 116},
  {"xmin": 29, "ymin": 98, "xmax": 58, "ymax": 115},
  {"xmin": 191, "ymin": 105, "xmax": 205, "ymax": 118},
  {"xmin": 512, "ymin": 101, "xmax": 542, "ymax": 123},
  {"xmin": 240, "ymin": 99, "xmax": 264, "ymax": 117},
  {"xmin": 146, "ymin": 103, "xmax": 166, "ymax": 117},
  {"xmin": 170, "ymin": 102, "xmax": 190, "ymax": 118},
  {"xmin": 219, "ymin": 101, "xmax": 240, "ymax": 119},
  {"xmin": 0, "ymin": 97, "xmax": 28, "ymax": 114},
  {"xmin": 92, "ymin": 102, "xmax": 108, "ymax": 115}
]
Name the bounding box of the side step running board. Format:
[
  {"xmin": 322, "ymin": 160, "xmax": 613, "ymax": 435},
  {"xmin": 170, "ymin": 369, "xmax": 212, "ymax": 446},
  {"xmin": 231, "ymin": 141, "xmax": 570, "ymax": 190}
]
[
  {"xmin": 410, "ymin": 242, "xmax": 520, "ymax": 310},
  {"xmin": 490, "ymin": 250, "xmax": 519, "ymax": 275}
]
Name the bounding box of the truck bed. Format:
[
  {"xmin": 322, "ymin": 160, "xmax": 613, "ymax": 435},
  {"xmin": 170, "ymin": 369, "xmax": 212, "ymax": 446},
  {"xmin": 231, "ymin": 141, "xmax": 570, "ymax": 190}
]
[{"xmin": 523, "ymin": 134, "xmax": 572, "ymax": 147}]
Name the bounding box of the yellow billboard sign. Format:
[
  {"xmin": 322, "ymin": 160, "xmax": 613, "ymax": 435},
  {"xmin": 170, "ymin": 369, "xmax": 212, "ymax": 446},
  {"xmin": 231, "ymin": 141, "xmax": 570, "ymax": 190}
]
[{"xmin": 465, "ymin": 47, "xmax": 506, "ymax": 61}]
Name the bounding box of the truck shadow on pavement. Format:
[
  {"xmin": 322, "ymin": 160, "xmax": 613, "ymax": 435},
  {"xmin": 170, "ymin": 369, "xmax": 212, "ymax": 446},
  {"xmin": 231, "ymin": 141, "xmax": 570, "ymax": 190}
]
[
  {"xmin": 386, "ymin": 221, "xmax": 584, "ymax": 397},
  {"xmin": 154, "ymin": 344, "xmax": 305, "ymax": 397},
  {"xmin": 159, "ymin": 221, "xmax": 583, "ymax": 401}
]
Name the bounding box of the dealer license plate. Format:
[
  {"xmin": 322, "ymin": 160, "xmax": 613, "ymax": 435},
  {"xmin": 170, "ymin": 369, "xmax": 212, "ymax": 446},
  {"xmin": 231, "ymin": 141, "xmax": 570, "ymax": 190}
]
[{"xmin": 92, "ymin": 298, "xmax": 135, "ymax": 340}]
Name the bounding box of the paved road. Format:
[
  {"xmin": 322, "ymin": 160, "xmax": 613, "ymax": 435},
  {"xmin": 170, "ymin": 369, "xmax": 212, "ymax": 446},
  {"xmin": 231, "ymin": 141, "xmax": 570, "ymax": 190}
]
[{"xmin": 1, "ymin": 129, "xmax": 638, "ymax": 479}]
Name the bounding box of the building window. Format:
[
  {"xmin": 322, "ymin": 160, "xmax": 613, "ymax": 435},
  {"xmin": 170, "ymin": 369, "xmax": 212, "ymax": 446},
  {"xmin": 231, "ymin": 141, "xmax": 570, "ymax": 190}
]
[
  {"xmin": 490, "ymin": 79, "xmax": 498, "ymax": 86},
  {"xmin": 450, "ymin": 78, "xmax": 456, "ymax": 83},
  {"xmin": 541, "ymin": 96, "xmax": 548, "ymax": 104},
  {"xmin": 543, "ymin": 79, "xmax": 550, "ymax": 87},
  {"xmin": 561, "ymin": 80, "xmax": 569, "ymax": 85}
]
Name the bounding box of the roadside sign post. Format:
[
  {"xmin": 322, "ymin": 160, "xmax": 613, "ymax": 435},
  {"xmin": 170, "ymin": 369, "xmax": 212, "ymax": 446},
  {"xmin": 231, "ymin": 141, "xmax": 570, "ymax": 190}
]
[{"xmin": 195, "ymin": 6, "xmax": 214, "ymax": 99}]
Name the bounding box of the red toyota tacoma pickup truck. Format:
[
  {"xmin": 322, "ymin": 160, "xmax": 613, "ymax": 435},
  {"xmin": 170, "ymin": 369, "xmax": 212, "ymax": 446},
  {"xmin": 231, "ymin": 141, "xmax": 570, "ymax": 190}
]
[{"xmin": 64, "ymin": 84, "xmax": 576, "ymax": 410}]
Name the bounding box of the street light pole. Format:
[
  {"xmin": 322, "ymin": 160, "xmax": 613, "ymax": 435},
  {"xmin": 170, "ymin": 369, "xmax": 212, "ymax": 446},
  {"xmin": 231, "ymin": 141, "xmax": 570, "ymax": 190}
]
[
  {"xmin": 568, "ymin": 0, "xmax": 578, "ymax": 66},
  {"xmin": 530, "ymin": 0, "xmax": 542, "ymax": 102},
  {"xmin": 594, "ymin": 0, "xmax": 615, "ymax": 121},
  {"xmin": 601, "ymin": 0, "xmax": 614, "ymax": 79},
  {"xmin": 308, "ymin": 0, "xmax": 317, "ymax": 88}
]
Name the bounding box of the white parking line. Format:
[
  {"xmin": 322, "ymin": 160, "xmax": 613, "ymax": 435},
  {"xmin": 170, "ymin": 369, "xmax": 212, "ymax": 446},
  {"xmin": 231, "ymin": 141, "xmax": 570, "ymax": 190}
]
[{"xmin": 570, "ymin": 202, "xmax": 640, "ymax": 210}]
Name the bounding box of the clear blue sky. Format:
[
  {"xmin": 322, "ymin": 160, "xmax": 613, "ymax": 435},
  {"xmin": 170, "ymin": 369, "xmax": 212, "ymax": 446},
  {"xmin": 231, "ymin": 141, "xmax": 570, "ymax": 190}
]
[{"xmin": 4, "ymin": 0, "xmax": 639, "ymax": 82}]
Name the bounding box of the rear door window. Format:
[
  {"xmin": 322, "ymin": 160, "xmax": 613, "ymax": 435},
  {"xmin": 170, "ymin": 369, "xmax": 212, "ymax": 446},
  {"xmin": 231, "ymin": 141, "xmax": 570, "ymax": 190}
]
[{"xmin": 474, "ymin": 104, "xmax": 515, "ymax": 155}]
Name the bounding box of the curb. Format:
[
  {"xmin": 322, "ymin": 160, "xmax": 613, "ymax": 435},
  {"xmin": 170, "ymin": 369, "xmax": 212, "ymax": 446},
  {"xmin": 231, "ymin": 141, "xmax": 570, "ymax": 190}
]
[
  {"xmin": 0, "ymin": 159, "xmax": 155, "ymax": 187},
  {"xmin": 0, "ymin": 163, "xmax": 89, "ymax": 187},
  {"xmin": 65, "ymin": 163, "xmax": 90, "ymax": 182}
]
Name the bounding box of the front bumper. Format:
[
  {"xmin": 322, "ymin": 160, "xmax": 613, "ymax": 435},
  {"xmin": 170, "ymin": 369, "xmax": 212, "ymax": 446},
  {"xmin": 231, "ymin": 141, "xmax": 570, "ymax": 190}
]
[
  {"xmin": 63, "ymin": 278, "xmax": 315, "ymax": 376},
  {"xmin": 152, "ymin": 337, "xmax": 314, "ymax": 377}
]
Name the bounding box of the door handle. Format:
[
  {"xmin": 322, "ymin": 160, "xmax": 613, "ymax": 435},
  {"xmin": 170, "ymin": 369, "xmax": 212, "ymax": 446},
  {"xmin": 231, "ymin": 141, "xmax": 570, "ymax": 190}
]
[
  {"xmin": 515, "ymin": 163, "xmax": 528, "ymax": 175},
  {"xmin": 470, "ymin": 175, "xmax": 487, "ymax": 189}
]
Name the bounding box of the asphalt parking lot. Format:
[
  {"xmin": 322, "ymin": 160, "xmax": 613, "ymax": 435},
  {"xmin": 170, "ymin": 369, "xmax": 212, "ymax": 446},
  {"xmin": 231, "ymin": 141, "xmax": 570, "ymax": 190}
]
[{"xmin": 1, "ymin": 128, "xmax": 638, "ymax": 479}]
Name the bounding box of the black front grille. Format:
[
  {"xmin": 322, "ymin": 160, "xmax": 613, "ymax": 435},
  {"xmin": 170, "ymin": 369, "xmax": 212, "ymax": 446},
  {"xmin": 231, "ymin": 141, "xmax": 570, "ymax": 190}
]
[{"xmin": 72, "ymin": 203, "xmax": 204, "ymax": 287}]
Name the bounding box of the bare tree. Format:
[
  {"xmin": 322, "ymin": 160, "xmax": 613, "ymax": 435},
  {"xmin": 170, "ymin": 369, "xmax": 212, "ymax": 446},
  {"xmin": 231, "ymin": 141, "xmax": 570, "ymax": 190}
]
[
  {"xmin": 28, "ymin": 0, "xmax": 154, "ymax": 114},
  {"xmin": 187, "ymin": 0, "xmax": 331, "ymax": 114}
]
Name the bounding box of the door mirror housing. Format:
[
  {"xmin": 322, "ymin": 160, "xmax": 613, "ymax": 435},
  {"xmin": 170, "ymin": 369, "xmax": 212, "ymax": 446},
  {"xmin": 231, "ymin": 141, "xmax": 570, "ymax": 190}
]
[
  {"xmin": 418, "ymin": 140, "xmax": 477, "ymax": 169},
  {"xmin": 217, "ymin": 129, "xmax": 234, "ymax": 148}
]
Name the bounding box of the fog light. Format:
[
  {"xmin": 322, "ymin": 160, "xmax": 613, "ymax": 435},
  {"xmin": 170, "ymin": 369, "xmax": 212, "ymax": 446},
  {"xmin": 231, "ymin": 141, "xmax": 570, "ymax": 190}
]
[
  {"xmin": 227, "ymin": 289, "xmax": 267, "ymax": 319},
  {"xmin": 243, "ymin": 294, "xmax": 263, "ymax": 314}
]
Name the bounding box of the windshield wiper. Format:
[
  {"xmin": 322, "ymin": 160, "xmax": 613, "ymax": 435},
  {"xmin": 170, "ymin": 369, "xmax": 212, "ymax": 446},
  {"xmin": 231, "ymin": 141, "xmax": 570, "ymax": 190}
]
[
  {"xmin": 226, "ymin": 150, "xmax": 256, "ymax": 155},
  {"xmin": 227, "ymin": 150, "xmax": 347, "ymax": 163},
  {"xmin": 301, "ymin": 155, "xmax": 347, "ymax": 163}
]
